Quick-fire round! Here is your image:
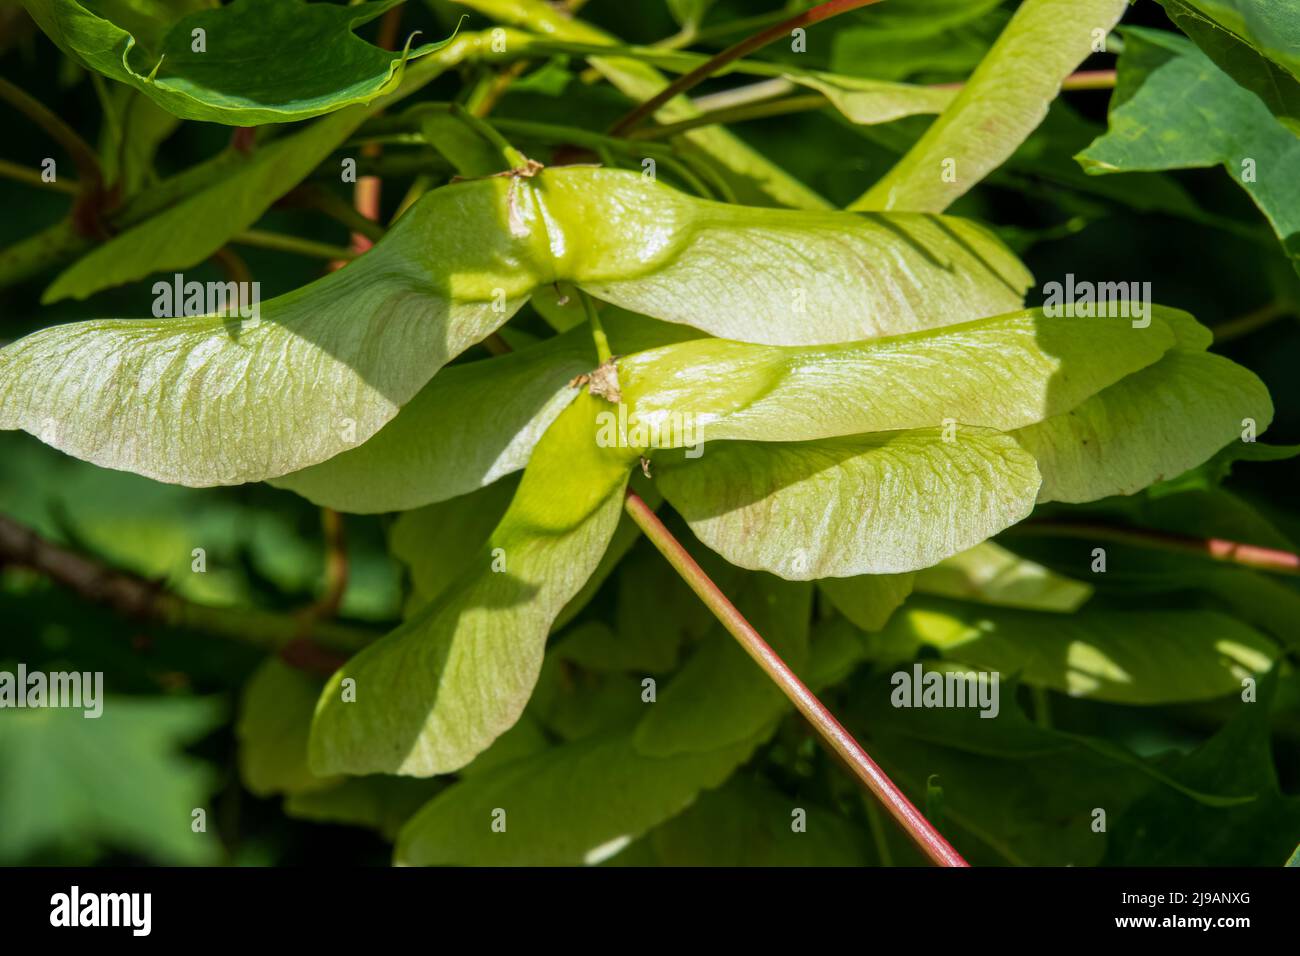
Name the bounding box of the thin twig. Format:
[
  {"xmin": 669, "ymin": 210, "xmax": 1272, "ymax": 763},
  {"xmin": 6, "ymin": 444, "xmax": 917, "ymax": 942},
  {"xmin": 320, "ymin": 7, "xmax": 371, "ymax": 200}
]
[
  {"xmin": 1059, "ymin": 68, "xmax": 1118, "ymax": 91},
  {"xmin": 691, "ymin": 77, "xmax": 797, "ymax": 113},
  {"xmin": 931, "ymin": 68, "xmax": 1117, "ymax": 92},
  {"xmin": 287, "ymin": 508, "xmax": 351, "ymax": 672},
  {"xmin": 630, "ymin": 93, "xmax": 826, "ymax": 140},
  {"xmin": 0, "ymin": 31, "xmax": 480, "ymax": 291},
  {"xmin": 580, "ymin": 289, "xmax": 612, "ymax": 364},
  {"xmin": 1213, "ymin": 299, "xmax": 1294, "ymax": 343},
  {"xmin": 481, "ymin": 332, "xmax": 514, "ymax": 355},
  {"xmin": 608, "ymin": 0, "xmax": 885, "ymax": 136},
  {"xmin": 0, "ymin": 76, "xmax": 103, "ymax": 186},
  {"xmin": 637, "ymin": 69, "xmax": 1120, "ymax": 141},
  {"xmin": 0, "ymin": 157, "xmax": 79, "ymax": 194},
  {"xmin": 211, "ymin": 245, "xmax": 252, "ymax": 285},
  {"xmin": 284, "ymin": 185, "xmax": 387, "ymax": 243},
  {"xmin": 1007, "ymin": 520, "xmax": 1300, "ymax": 577},
  {"xmin": 622, "ymin": 490, "xmax": 969, "ymax": 867},
  {"xmin": 232, "ymin": 228, "xmax": 358, "ymax": 261},
  {"xmin": 0, "ymin": 514, "xmax": 374, "ymax": 671},
  {"xmin": 692, "ymin": 10, "xmax": 790, "ymax": 46},
  {"xmin": 315, "ymin": 508, "xmax": 349, "ymax": 620},
  {"xmin": 470, "ymin": 59, "xmax": 531, "ymax": 118},
  {"xmin": 343, "ymin": 4, "xmax": 406, "ymax": 256},
  {"xmin": 0, "ymin": 75, "xmax": 109, "ymax": 235}
]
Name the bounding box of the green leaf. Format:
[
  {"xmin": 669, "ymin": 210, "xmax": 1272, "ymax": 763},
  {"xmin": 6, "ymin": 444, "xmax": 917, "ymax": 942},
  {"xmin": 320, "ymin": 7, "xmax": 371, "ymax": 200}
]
[
  {"xmin": 273, "ymin": 310, "xmax": 692, "ymax": 514},
  {"xmin": 453, "ymin": 0, "xmax": 832, "ymax": 210},
  {"xmin": 6, "ymin": 167, "xmax": 1033, "ymax": 488},
  {"xmin": 387, "ymin": 474, "xmax": 646, "ymax": 635},
  {"xmin": 283, "ymin": 303, "xmax": 1173, "ymax": 515},
  {"xmin": 913, "ymin": 541, "xmax": 1093, "ymax": 613},
  {"xmin": 388, "ymin": 479, "xmax": 518, "ymax": 611},
  {"xmin": 1104, "ymin": 672, "xmax": 1300, "ymax": 865},
  {"xmin": 851, "ymin": 0, "xmax": 1129, "ymax": 212},
  {"xmin": 552, "ymin": 620, "xmax": 648, "ymax": 671},
  {"xmin": 460, "ymin": 712, "xmax": 552, "ymax": 775},
  {"xmin": 1002, "ymin": 485, "xmax": 1300, "ymax": 652},
  {"xmin": 666, "ymin": 0, "xmax": 713, "ymax": 32},
  {"xmin": 394, "ymin": 573, "xmax": 849, "ymax": 865},
  {"xmin": 619, "ymin": 307, "xmax": 1177, "ymax": 443},
  {"xmin": 39, "ymin": 31, "xmax": 472, "ymax": 303},
  {"xmin": 634, "ymin": 574, "xmax": 810, "ymax": 756},
  {"xmin": 237, "ymin": 658, "xmax": 335, "ymax": 797},
  {"xmin": 1077, "ymin": 27, "xmax": 1300, "ymax": 274},
  {"xmin": 308, "ymin": 394, "xmax": 635, "ymax": 777},
  {"xmin": 99, "ymin": 85, "xmax": 181, "ymax": 196},
  {"xmin": 1201, "ymin": 569, "xmax": 1300, "ymax": 655},
  {"xmin": 277, "ymin": 338, "xmax": 589, "ymax": 515},
  {"xmin": 552, "ymin": 171, "xmax": 1030, "ymax": 345},
  {"xmin": 631, "ymin": 779, "xmax": 869, "ymax": 866},
  {"xmin": 0, "ymin": 433, "xmax": 402, "ymax": 620},
  {"xmin": 830, "ymin": 2, "xmax": 1008, "ymax": 83},
  {"xmin": 844, "ymin": 670, "xmax": 1244, "ymax": 865},
  {"xmin": 925, "ymin": 775, "xmax": 945, "ymax": 829},
  {"xmin": 0, "ymin": 696, "xmax": 222, "ymax": 864},
  {"xmin": 284, "ymin": 776, "xmax": 443, "ymax": 840},
  {"xmin": 995, "ymin": 102, "xmax": 1219, "ymax": 224},
  {"xmin": 804, "ymin": 617, "xmax": 873, "ymax": 690},
  {"xmin": 599, "ymin": 535, "xmax": 717, "ymax": 670},
  {"xmin": 418, "ymin": 107, "xmax": 512, "ymax": 178},
  {"xmin": 1150, "ymin": 441, "xmax": 1300, "ymax": 497},
  {"xmin": 1170, "ymin": 0, "xmax": 1300, "ymax": 77},
  {"xmin": 25, "ymin": 0, "xmax": 458, "ymax": 125},
  {"xmin": 1157, "ymin": 0, "xmax": 1300, "ymax": 134},
  {"xmin": 1014, "ymin": 323, "xmax": 1274, "ymax": 503},
  {"xmin": 47, "ymin": 108, "xmax": 370, "ymax": 303},
  {"xmin": 884, "ymin": 597, "xmax": 1277, "ymax": 704},
  {"xmin": 1139, "ymin": 481, "xmax": 1297, "ymax": 550},
  {"xmin": 839, "ymin": 0, "xmax": 1006, "ymax": 38},
  {"xmin": 554, "ymin": 617, "xmax": 682, "ymax": 674},
  {"xmin": 785, "ymin": 73, "xmax": 956, "ymax": 126},
  {"xmin": 818, "ymin": 573, "xmax": 915, "ymax": 631},
  {"xmin": 528, "ymin": 660, "xmax": 646, "ymax": 744},
  {"xmin": 658, "ymin": 427, "xmax": 1042, "ymax": 578},
  {"xmin": 395, "ymin": 725, "xmax": 760, "ymax": 865},
  {"xmin": 1, "ymin": 176, "xmax": 545, "ymax": 486},
  {"xmin": 552, "ymin": 474, "xmax": 661, "ymax": 631},
  {"xmin": 288, "ymin": 714, "xmax": 549, "ymax": 837}
]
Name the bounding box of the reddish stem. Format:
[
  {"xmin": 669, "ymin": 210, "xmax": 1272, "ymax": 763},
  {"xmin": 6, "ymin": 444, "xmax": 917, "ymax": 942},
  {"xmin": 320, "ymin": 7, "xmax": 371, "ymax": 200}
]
[
  {"xmin": 341, "ymin": 5, "xmax": 405, "ymax": 260},
  {"xmin": 933, "ymin": 69, "xmax": 1117, "ymax": 93},
  {"xmin": 608, "ymin": 0, "xmax": 886, "ymax": 136},
  {"xmin": 316, "ymin": 507, "xmax": 350, "ymax": 618},
  {"xmin": 230, "ymin": 127, "xmax": 257, "ymax": 155},
  {"xmin": 623, "ymin": 491, "xmax": 969, "ymax": 867},
  {"xmin": 1010, "ymin": 520, "xmax": 1300, "ymax": 576}
]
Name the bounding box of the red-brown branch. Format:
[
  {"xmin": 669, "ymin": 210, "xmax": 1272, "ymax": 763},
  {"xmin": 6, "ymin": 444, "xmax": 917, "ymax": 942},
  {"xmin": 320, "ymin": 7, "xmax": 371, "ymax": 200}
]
[{"xmin": 608, "ymin": 0, "xmax": 886, "ymax": 136}]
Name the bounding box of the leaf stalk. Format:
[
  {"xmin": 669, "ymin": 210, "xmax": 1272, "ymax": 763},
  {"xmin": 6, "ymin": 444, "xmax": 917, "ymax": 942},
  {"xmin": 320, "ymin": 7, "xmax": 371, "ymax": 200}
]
[
  {"xmin": 580, "ymin": 290, "xmax": 613, "ymax": 364},
  {"xmin": 1007, "ymin": 520, "xmax": 1300, "ymax": 576},
  {"xmin": 622, "ymin": 490, "xmax": 970, "ymax": 867}
]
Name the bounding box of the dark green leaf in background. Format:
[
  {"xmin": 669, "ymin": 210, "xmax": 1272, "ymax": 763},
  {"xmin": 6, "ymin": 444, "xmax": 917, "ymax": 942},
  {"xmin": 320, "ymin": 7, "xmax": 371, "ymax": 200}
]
[
  {"xmin": 1078, "ymin": 28, "xmax": 1300, "ymax": 275},
  {"xmin": 1157, "ymin": 0, "xmax": 1300, "ymax": 133},
  {"xmin": 25, "ymin": 0, "xmax": 457, "ymax": 124},
  {"xmin": 0, "ymin": 696, "xmax": 222, "ymax": 864}
]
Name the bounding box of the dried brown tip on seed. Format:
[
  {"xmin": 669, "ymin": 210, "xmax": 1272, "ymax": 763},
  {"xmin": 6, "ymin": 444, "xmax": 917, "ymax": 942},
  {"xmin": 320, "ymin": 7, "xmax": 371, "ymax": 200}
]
[
  {"xmin": 451, "ymin": 158, "xmax": 545, "ymax": 186},
  {"xmin": 639, "ymin": 456, "xmax": 653, "ymax": 478},
  {"xmin": 490, "ymin": 157, "xmax": 545, "ymax": 179},
  {"xmin": 587, "ymin": 359, "xmax": 622, "ymax": 404}
]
